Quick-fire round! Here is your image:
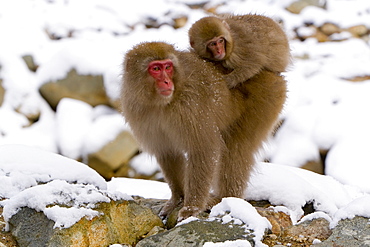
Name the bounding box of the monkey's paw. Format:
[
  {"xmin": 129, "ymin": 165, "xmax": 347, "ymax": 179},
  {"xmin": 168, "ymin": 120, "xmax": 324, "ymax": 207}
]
[
  {"xmin": 160, "ymin": 198, "xmax": 183, "ymax": 219},
  {"xmin": 225, "ymin": 77, "xmax": 240, "ymax": 89},
  {"xmin": 177, "ymin": 206, "xmax": 201, "ymax": 222}
]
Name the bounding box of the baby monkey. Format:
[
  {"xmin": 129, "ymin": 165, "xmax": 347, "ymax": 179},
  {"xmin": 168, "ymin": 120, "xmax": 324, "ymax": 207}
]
[{"xmin": 189, "ymin": 14, "xmax": 290, "ymax": 88}]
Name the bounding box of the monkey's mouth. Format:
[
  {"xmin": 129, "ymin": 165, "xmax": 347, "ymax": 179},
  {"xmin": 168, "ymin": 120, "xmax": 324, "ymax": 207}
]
[
  {"xmin": 159, "ymin": 89, "xmax": 173, "ymax": 97},
  {"xmin": 214, "ymin": 53, "xmax": 225, "ymax": 60}
]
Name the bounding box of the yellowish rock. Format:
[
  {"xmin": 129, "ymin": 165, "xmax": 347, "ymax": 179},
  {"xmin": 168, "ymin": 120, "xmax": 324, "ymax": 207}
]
[{"xmin": 87, "ymin": 131, "xmax": 139, "ymax": 179}]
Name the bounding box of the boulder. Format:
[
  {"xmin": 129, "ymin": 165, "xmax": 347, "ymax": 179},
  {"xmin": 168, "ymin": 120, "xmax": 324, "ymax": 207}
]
[
  {"xmin": 8, "ymin": 200, "xmax": 164, "ymax": 247},
  {"xmin": 87, "ymin": 130, "xmax": 139, "ymax": 179},
  {"xmin": 317, "ymin": 216, "xmax": 370, "ymax": 246},
  {"xmin": 136, "ymin": 219, "xmax": 254, "ymax": 247},
  {"xmin": 39, "ymin": 69, "xmax": 111, "ymax": 110}
]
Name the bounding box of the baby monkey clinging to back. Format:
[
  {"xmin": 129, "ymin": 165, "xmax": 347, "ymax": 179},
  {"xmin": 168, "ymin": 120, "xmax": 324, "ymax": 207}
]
[{"xmin": 189, "ymin": 14, "xmax": 290, "ymax": 88}]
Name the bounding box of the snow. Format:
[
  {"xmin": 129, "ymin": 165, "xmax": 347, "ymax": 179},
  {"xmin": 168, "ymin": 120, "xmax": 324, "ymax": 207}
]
[
  {"xmin": 0, "ymin": 145, "xmax": 369, "ymax": 246},
  {"xmin": 203, "ymin": 239, "xmax": 252, "ymax": 247},
  {"xmin": 0, "ymin": 145, "xmax": 131, "ymax": 230},
  {"xmin": 3, "ymin": 181, "xmax": 105, "ymax": 229},
  {"xmin": 107, "ymin": 177, "xmax": 170, "ymax": 200},
  {"xmin": 56, "ymin": 98, "xmax": 93, "ymax": 159},
  {"xmin": 209, "ymin": 197, "xmax": 271, "ymax": 246},
  {"xmin": 128, "ymin": 152, "xmax": 161, "ymax": 176},
  {"xmin": 1, "ymin": 0, "xmax": 370, "ymax": 246},
  {"xmin": 0, "ymin": 144, "xmax": 106, "ymax": 193}
]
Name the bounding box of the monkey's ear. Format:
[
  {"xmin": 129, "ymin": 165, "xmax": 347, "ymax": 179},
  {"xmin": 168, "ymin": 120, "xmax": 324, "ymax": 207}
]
[
  {"xmin": 222, "ymin": 20, "xmax": 230, "ymax": 31},
  {"xmin": 190, "ymin": 40, "xmax": 195, "ymax": 48}
]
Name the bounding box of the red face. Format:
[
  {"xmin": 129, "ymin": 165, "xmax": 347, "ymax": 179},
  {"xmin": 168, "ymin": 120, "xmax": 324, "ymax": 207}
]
[
  {"xmin": 148, "ymin": 59, "xmax": 175, "ymax": 97},
  {"xmin": 207, "ymin": 36, "xmax": 226, "ymax": 61}
]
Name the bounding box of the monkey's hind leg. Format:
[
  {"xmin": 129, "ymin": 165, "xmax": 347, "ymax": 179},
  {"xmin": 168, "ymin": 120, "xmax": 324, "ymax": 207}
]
[
  {"xmin": 213, "ymin": 70, "xmax": 287, "ymax": 204},
  {"xmin": 177, "ymin": 148, "xmax": 219, "ymax": 221},
  {"xmin": 214, "ymin": 138, "xmax": 255, "ymax": 202}
]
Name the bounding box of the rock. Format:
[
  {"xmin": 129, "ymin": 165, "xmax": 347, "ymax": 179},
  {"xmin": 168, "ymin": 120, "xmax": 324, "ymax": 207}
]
[
  {"xmin": 256, "ymin": 207, "xmax": 292, "ymax": 235},
  {"xmin": 8, "ymin": 200, "xmax": 164, "ymax": 247},
  {"xmin": 39, "ymin": 69, "xmax": 111, "ymax": 110},
  {"xmin": 345, "ymin": 75, "xmax": 370, "ymax": 82},
  {"xmin": 22, "ymin": 55, "xmax": 38, "ymax": 72},
  {"xmin": 315, "ymin": 30, "xmax": 330, "ymax": 42},
  {"xmin": 136, "ymin": 219, "xmax": 254, "ymax": 247},
  {"xmin": 347, "ymin": 24, "xmax": 368, "ymax": 37},
  {"xmin": 286, "ymin": 0, "xmax": 324, "ymax": 14},
  {"xmin": 205, "ymin": 4, "xmax": 223, "ymax": 14},
  {"xmin": 317, "ymin": 216, "xmax": 370, "ymax": 247},
  {"xmin": 87, "ymin": 131, "xmax": 139, "ymax": 179},
  {"xmin": 284, "ymin": 218, "xmax": 332, "ymax": 243},
  {"xmin": 0, "ymin": 207, "xmax": 17, "ymax": 247},
  {"xmin": 133, "ymin": 197, "xmax": 167, "ymax": 217},
  {"xmin": 320, "ymin": 23, "xmax": 341, "ymax": 36},
  {"xmin": 173, "ymin": 16, "xmax": 188, "ymax": 29},
  {"xmin": 295, "ymin": 26, "xmax": 330, "ymax": 42},
  {"xmin": 0, "ymin": 79, "xmax": 4, "ymax": 107},
  {"xmin": 301, "ymin": 160, "xmax": 324, "ymax": 174},
  {"xmin": 263, "ymin": 217, "xmax": 332, "ymax": 246}
]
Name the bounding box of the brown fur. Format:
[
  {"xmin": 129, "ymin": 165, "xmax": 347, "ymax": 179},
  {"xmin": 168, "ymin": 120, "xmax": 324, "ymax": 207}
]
[
  {"xmin": 121, "ymin": 42, "xmax": 287, "ymax": 220},
  {"xmin": 189, "ymin": 14, "xmax": 290, "ymax": 88}
]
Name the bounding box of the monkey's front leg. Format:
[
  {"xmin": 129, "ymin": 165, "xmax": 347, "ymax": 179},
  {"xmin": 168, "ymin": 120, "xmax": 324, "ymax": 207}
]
[
  {"xmin": 156, "ymin": 152, "xmax": 186, "ymax": 219},
  {"xmin": 177, "ymin": 150, "xmax": 217, "ymax": 221}
]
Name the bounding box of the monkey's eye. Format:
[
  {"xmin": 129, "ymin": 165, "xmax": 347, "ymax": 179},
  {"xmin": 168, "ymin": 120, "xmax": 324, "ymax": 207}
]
[
  {"xmin": 218, "ymin": 38, "xmax": 224, "ymax": 44},
  {"xmin": 152, "ymin": 66, "xmax": 160, "ymax": 71},
  {"xmin": 165, "ymin": 65, "xmax": 172, "ymax": 70}
]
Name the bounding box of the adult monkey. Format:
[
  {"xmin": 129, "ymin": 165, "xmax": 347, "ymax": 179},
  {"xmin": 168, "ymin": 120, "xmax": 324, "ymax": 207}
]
[
  {"xmin": 121, "ymin": 42, "xmax": 286, "ymax": 221},
  {"xmin": 189, "ymin": 14, "xmax": 290, "ymax": 88}
]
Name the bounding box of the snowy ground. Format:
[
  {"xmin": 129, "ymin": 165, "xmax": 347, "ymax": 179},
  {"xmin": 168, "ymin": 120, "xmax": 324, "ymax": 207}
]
[
  {"xmin": 1, "ymin": 0, "xmax": 370, "ymax": 246},
  {"xmin": 1, "ymin": 144, "xmax": 370, "ymax": 247}
]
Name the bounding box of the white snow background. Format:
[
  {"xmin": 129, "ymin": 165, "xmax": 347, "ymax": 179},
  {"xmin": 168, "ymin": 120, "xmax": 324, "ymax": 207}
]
[{"xmin": 1, "ymin": 0, "xmax": 370, "ymax": 246}]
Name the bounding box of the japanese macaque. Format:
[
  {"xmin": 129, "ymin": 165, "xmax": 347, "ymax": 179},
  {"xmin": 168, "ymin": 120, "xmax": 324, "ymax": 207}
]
[
  {"xmin": 121, "ymin": 42, "xmax": 287, "ymax": 221},
  {"xmin": 189, "ymin": 14, "xmax": 290, "ymax": 88}
]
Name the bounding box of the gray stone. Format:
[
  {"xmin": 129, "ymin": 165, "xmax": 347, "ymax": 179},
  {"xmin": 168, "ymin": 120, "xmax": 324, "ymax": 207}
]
[
  {"xmin": 284, "ymin": 218, "xmax": 332, "ymax": 243},
  {"xmin": 8, "ymin": 207, "xmax": 55, "ymax": 247},
  {"xmin": 317, "ymin": 216, "xmax": 370, "ymax": 247},
  {"xmin": 136, "ymin": 220, "xmax": 254, "ymax": 247},
  {"xmin": 39, "ymin": 69, "xmax": 110, "ymax": 110}
]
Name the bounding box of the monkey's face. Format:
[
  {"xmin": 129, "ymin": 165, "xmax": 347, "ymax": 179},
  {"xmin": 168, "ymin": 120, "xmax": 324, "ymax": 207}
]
[
  {"xmin": 147, "ymin": 59, "xmax": 175, "ymax": 98},
  {"xmin": 206, "ymin": 36, "xmax": 226, "ymax": 61}
]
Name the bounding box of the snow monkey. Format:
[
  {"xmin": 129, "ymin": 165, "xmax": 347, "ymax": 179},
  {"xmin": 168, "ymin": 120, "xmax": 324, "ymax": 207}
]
[
  {"xmin": 121, "ymin": 42, "xmax": 287, "ymax": 221},
  {"xmin": 189, "ymin": 14, "xmax": 290, "ymax": 88}
]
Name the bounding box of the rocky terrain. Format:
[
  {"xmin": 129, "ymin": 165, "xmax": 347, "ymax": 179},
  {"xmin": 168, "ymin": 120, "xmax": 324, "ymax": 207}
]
[
  {"xmin": 2, "ymin": 195, "xmax": 370, "ymax": 247},
  {"xmin": 1, "ymin": 0, "xmax": 370, "ymax": 246}
]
